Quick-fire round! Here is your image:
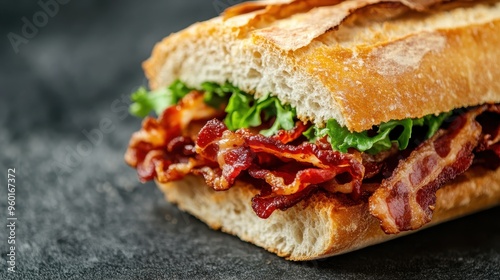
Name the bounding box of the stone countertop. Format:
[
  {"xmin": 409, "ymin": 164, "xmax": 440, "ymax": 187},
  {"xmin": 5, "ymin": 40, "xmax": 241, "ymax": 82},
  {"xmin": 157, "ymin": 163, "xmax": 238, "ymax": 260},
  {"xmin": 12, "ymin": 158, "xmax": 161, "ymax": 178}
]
[{"xmin": 0, "ymin": 1, "xmax": 499, "ymax": 279}]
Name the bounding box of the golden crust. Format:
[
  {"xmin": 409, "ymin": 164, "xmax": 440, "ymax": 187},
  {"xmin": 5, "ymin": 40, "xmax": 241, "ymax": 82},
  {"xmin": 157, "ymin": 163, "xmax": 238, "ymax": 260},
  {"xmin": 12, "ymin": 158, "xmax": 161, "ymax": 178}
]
[
  {"xmin": 303, "ymin": 19, "xmax": 500, "ymax": 131},
  {"xmin": 157, "ymin": 166, "xmax": 500, "ymax": 260},
  {"xmin": 143, "ymin": 0, "xmax": 500, "ymax": 132}
]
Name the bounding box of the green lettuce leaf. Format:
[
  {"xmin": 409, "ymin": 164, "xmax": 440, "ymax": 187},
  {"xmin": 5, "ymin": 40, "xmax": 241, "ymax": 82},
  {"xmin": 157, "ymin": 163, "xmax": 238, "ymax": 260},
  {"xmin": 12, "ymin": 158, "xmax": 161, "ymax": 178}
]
[
  {"xmin": 201, "ymin": 81, "xmax": 232, "ymax": 109},
  {"xmin": 225, "ymin": 91, "xmax": 296, "ymax": 136},
  {"xmin": 129, "ymin": 80, "xmax": 193, "ymax": 118},
  {"xmin": 304, "ymin": 112, "xmax": 452, "ymax": 154},
  {"xmin": 259, "ymin": 97, "xmax": 296, "ymax": 137},
  {"xmin": 129, "ymin": 80, "xmax": 296, "ymax": 136},
  {"xmin": 422, "ymin": 112, "xmax": 452, "ymax": 138},
  {"xmin": 202, "ymin": 82, "xmax": 296, "ymax": 136}
]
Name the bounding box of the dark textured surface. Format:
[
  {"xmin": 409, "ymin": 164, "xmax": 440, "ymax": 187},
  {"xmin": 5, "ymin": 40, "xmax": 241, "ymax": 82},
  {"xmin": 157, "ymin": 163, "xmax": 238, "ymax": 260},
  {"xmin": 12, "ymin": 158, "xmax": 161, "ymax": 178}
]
[{"xmin": 0, "ymin": 1, "xmax": 499, "ymax": 279}]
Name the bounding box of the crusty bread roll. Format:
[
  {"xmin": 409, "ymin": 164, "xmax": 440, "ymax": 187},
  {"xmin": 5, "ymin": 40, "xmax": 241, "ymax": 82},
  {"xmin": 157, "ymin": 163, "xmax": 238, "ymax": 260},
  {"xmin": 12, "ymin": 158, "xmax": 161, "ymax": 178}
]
[
  {"xmin": 144, "ymin": 0, "xmax": 500, "ymax": 132},
  {"xmin": 130, "ymin": 0, "xmax": 500, "ymax": 260},
  {"xmin": 158, "ymin": 166, "xmax": 500, "ymax": 260}
]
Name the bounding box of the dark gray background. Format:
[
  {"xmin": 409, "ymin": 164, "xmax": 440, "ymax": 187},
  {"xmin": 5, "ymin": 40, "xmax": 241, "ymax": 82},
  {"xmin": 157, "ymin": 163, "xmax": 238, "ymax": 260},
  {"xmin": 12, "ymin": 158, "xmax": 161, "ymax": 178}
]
[{"xmin": 0, "ymin": 0, "xmax": 499, "ymax": 279}]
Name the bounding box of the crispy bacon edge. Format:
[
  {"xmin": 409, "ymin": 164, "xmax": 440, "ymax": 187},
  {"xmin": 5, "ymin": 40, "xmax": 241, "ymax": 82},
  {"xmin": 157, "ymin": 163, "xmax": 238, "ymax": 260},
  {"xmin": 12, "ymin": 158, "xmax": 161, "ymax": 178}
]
[
  {"xmin": 124, "ymin": 92, "xmax": 222, "ymax": 182},
  {"xmin": 369, "ymin": 105, "xmax": 500, "ymax": 234},
  {"xmin": 195, "ymin": 119, "xmax": 365, "ymax": 218}
]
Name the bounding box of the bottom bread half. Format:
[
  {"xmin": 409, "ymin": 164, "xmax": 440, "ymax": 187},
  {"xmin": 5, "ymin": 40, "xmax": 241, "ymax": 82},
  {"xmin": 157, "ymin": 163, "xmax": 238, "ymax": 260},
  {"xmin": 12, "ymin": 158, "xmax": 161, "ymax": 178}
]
[{"xmin": 156, "ymin": 166, "xmax": 500, "ymax": 260}]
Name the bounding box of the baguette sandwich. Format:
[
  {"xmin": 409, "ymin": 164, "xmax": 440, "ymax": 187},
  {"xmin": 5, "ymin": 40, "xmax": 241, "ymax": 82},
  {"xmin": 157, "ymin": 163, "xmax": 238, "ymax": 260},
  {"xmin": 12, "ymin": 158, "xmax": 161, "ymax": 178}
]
[{"xmin": 125, "ymin": 0, "xmax": 500, "ymax": 260}]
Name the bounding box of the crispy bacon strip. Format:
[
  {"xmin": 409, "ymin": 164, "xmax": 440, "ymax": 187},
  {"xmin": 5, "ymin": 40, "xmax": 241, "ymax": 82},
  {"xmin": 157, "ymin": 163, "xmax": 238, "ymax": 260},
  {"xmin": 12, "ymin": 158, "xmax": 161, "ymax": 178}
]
[
  {"xmin": 249, "ymin": 166, "xmax": 335, "ymax": 195},
  {"xmin": 196, "ymin": 120, "xmax": 364, "ymax": 195},
  {"xmin": 125, "ymin": 92, "xmax": 221, "ymax": 182},
  {"xmin": 476, "ymin": 104, "xmax": 500, "ymax": 153},
  {"xmin": 243, "ymin": 133, "xmax": 365, "ymax": 196},
  {"xmin": 196, "ymin": 120, "xmax": 254, "ymax": 190},
  {"xmin": 272, "ymin": 121, "xmax": 309, "ymax": 144},
  {"xmin": 251, "ymin": 185, "xmax": 319, "ymax": 219},
  {"xmin": 489, "ymin": 143, "xmax": 500, "ymax": 158},
  {"xmin": 369, "ymin": 107, "xmax": 486, "ymax": 234},
  {"xmin": 361, "ymin": 144, "xmax": 401, "ymax": 179},
  {"xmin": 194, "ymin": 119, "xmax": 365, "ymax": 217},
  {"xmin": 474, "ymin": 105, "xmax": 500, "ymax": 169}
]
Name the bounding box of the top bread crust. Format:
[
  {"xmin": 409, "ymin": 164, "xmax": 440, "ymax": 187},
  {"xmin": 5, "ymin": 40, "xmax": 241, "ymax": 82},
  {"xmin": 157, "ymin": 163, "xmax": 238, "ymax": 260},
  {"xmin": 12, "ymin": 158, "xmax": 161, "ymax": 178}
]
[{"xmin": 144, "ymin": 0, "xmax": 500, "ymax": 132}]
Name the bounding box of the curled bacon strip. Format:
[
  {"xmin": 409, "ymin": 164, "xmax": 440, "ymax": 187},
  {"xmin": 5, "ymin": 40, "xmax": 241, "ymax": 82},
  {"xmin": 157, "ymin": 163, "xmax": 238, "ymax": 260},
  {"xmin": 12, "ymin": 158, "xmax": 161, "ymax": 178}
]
[
  {"xmin": 251, "ymin": 185, "xmax": 319, "ymax": 219},
  {"xmin": 195, "ymin": 120, "xmax": 254, "ymax": 190},
  {"xmin": 244, "ymin": 132, "xmax": 365, "ymax": 197},
  {"xmin": 272, "ymin": 121, "xmax": 309, "ymax": 144},
  {"xmin": 194, "ymin": 119, "xmax": 365, "ymax": 217},
  {"xmin": 249, "ymin": 167, "xmax": 336, "ymax": 195},
  {"xmin": 125, "ymin": 92, "xmax": 222, "ymax": 182},
  {"xmin": 474, "ymin": 105, "xmax": 500, "ymax": 170},
  {"xmin": 476, "ymin": 105, "xmax": 500, "ymax": 154},
  {"xmin": 369, "ymin": 106, "xmax": 486, "ymax": 234}
]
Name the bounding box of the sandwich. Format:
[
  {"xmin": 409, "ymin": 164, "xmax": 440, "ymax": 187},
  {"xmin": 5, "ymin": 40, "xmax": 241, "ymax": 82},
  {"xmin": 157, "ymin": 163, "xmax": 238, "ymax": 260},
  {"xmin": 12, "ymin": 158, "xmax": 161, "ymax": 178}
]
[{"xmin": 125, "ymin": 0, "xmax": 500, "ymax": 260}]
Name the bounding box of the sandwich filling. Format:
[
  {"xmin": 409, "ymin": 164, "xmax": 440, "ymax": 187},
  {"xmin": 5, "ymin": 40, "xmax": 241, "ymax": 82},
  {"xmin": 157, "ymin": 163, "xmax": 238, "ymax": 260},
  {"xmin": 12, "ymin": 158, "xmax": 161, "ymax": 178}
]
[{"xmin": 125, "ymin": 81, "xmax": 500, "ymax": 234}]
